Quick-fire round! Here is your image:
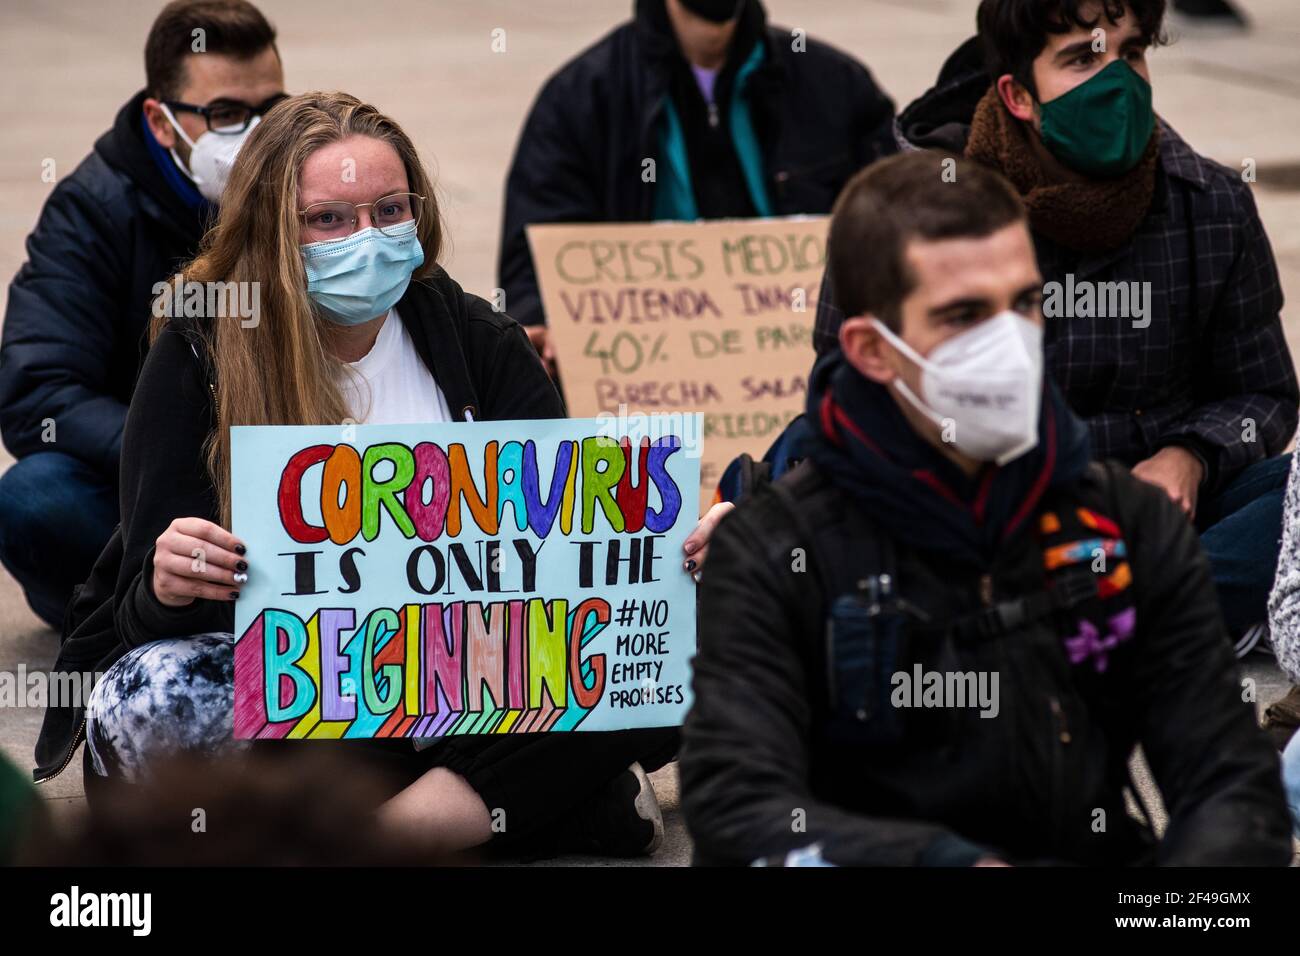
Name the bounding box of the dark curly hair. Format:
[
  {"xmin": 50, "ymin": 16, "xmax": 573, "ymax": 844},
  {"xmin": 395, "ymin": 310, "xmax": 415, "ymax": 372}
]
[{"xmin": 976, "ymin": 0, "xmax": 1168, "ymax": 98}]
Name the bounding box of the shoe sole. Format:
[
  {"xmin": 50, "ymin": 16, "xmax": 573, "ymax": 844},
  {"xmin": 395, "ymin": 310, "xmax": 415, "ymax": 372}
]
[{"xmin": 629, "ymin": 762, "xmax": 665, "ymax": 856}]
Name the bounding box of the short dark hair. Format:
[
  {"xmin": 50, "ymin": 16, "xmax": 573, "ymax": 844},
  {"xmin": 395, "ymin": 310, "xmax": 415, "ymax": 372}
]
[
  {"xmin": 976, "ymin": 0, "xmax": 1167, "ymax": 98},
  {"xmin": 145, "ymin": 0, "xmax": 278, "ymax": 100},
  {"xmin": 827, "ymin": 151, "xmax": 1026, "ymax": 334}
]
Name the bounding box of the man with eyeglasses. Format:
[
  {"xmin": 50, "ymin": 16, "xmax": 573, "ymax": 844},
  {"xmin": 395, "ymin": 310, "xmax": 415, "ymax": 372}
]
[{"xmin": 0, "ymin": 0, "xmax": 285, "ymax": 630}]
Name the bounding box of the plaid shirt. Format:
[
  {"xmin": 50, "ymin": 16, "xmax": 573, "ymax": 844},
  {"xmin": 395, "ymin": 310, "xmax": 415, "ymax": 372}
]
[{"xmin": 815, "ymin": 123, "xmax": 1298, "ymax": 491}]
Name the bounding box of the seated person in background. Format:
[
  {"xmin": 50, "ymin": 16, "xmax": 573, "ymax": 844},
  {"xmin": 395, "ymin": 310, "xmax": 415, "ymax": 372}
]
[
  {"xmin": 34, "ymin": 92, "xmax": 676, "ymax": 861},
  {"xmin": 497, "ymin": 0, "xmax": 896, "ymax": 373},
  {"xmin": 680, "ymin": 151, "xmax": 1291, "ymax": 867},
  {"xmin": 37, "ymin": 751, "xmax": 450, "ymax": 866},
  {"xmin": 0, "ymin": 0, "xmax": 286, "ymax": 629},
  {"xmin": 729, "ymin": 0, "xmax": 1298, "ymax": 656}
]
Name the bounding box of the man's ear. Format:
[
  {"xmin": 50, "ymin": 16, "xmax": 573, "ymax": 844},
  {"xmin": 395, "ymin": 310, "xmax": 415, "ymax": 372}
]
[
  {"xmin": 840, "ymin": 316, "xmax": 897, "ymax": 386},
  {"xmin": 142, "ymin": 98, "xmax": 178, "ymax": 150},
  {"xmin": 995, "ymin": 73, "xmax": 1036, "ymax": 124}
]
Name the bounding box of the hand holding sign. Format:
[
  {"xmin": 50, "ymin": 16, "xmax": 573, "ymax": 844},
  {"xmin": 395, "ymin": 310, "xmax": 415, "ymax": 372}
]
[{"xmin": 152, "ymin": 517, "xmax": 248, "ymax": 606}]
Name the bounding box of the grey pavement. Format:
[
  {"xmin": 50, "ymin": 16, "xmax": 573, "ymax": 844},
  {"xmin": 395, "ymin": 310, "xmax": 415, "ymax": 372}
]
[{"xmin": 3, "ymin": 0, "xmax": 1300, "ymax": 866}]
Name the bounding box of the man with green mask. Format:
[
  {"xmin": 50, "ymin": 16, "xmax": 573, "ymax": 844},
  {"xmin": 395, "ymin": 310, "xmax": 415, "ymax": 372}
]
[
  {"xmin": 1035, "ymin": 55, "xmax": 1154, "ymax": 178},
  {"xmin": 798, "ymin": 1, "xmax": 1298, "ymax": 695}
]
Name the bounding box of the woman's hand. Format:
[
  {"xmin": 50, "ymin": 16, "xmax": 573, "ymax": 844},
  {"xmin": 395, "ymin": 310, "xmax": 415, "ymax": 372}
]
[
  {"xmin": 151, "ymin": 517, "xmax": 248, "ymax": 607},
  {"xmin": 524, "ymin": 324, "xmax": 557, "ymax": 378},
  {"xmin": 683, "ymin": 502, "xmax": 735, "ymax": 581}
]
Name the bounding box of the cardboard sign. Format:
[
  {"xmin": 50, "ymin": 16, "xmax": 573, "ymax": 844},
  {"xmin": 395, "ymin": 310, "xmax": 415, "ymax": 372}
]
[
  {"xmin": 230, "ymin": 417, "xmax": 700, "ymax": 740},
  {"xmin": 527, "ymin": 217, "xmax": 827, "ymax": 505}
]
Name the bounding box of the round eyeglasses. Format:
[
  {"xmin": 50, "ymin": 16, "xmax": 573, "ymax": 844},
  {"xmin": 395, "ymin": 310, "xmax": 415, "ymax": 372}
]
[{"xmin": 298, "ymin": 193, "xmax": 425, "ymax": 243}]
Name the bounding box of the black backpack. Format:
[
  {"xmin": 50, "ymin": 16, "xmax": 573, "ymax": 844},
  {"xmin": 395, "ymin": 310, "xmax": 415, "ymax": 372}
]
[{"xmin": 760, "ymin": 460, "xmax": 1132, "ymax": 747}]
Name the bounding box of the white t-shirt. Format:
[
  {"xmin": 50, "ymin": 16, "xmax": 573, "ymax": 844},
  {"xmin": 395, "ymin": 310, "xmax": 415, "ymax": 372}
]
[{"xmin": 336, "ymin": 308, "xmax": 452, "ymax": 425}]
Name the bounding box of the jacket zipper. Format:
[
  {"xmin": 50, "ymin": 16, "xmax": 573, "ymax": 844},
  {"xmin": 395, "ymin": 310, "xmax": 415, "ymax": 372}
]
[
  {"xmin": 33, "ymin": 717, "xmax": 86, "ymax": 785},
  {"xmin": 1048, "ymin": 695, "xmax": 1072, "ymax": 848}
]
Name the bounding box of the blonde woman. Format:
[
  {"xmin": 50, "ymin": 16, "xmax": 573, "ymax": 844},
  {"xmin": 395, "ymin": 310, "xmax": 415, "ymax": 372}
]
[{"xmin": 63, "ymin": 92, "xmax": 674, "ymax": 858}]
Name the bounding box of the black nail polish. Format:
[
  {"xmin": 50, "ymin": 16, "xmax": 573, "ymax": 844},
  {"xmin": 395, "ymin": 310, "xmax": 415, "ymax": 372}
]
[
  {"xmin": 236, "ymin": 560, "xmax": 248, "ymax": 572},
  {"xmin": 685, "ymin": 558, "xmax": 697, "ymax": 572},
  {"xmin": 235, "ymin": 545, "xmax": 247, "ymax": 556},
  {"xmin": 229, "ymin": 591, "xmax": 240, "ymax": 600}
]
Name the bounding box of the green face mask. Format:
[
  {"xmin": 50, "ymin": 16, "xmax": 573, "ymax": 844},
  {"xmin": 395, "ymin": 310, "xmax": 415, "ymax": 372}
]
[{"xmin": 1037, "ymin": 59, "xmax": 1155, "ymax": 178}]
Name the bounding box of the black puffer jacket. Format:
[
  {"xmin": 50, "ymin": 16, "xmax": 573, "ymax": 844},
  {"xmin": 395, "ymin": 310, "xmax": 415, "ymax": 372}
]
[
  {"xmin": 680, "ymin": 459, "xmax": 1291, "ymax": 867},
  {"xmin": 497, "ymin": 0, "xmax": 896, "ymax": 327},
  {"xmin": 1, "ymin": 91, "xmax": 211, "ymax": 477},
  {"xmin": 33, "ymin": 273, "xmax": 563, "ymax": 783}
]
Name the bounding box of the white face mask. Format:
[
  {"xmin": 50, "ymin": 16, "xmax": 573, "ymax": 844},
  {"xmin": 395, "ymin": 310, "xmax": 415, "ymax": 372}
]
[
  {"xmin": 872, "ymin": 311, "xmax": 1045, "ymax": 466},
  {"xmin": 159, "ymin": 103, "xmax": 259, "ymax": 203}
]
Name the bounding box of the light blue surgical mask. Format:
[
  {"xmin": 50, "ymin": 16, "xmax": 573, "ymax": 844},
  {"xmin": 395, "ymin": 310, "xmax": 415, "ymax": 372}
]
[{"xmin": 300, "ymin": 219, "xmax": 424, "ymax": 325}]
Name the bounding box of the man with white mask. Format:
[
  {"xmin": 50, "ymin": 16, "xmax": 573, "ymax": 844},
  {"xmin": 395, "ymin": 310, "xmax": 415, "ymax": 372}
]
[
  {"xmin": 154, "ymin": 106, "xmax": 265, "ymax": 205},
  {"xmin": 0, "ymin": 0, "xmax": 285, "ymax": 629},
  {"xmin": 679, "ymin": 151, "xmax": 1291, "ymax": 867}
]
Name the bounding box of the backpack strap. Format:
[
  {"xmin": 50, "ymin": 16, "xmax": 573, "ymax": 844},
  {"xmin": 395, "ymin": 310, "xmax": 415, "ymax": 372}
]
[
  {"xmin": 717, "ymin": 452, "xmax": 773, "ymax": 505},
  {"xmin": 765, "ymin": 463, "xmax": 1112, "ymax": 654},
  {"xmin": 1056, "ymin": 462, "xmax": 1157, "ymax": 827},
  {"xmin": 949, "ymin": 568, "xmax": 1098, "ymax": 644},
  {"xmin": 765, "ymin": 464, "xmax": 905, "ymax": 716},
  {"xmin": 1036, "ymin": 464, "xmax": 1139, "ymax": 671},
  {"xmin": 764, "ymin": 462, "xmax": 895, "ymax": 605}
]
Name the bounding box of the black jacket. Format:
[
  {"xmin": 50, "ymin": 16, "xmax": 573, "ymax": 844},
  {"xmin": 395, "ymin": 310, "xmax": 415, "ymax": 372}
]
[
  {"xmin": 497, "ymin": 0, "xmax": 896, "ymax": 327},
  {"xmin": 680, "ymin": 458, "xmax": 1291, "ymax": 866},
  {"xmin": 1, "ymin": 91, "xmax": 211, "ymax": 478},
  {"xmin": 813, "ymin": 38, "xmax": 1298, "ymax": 492},
  {"xmin": 33, "ymin": 274, "xmax": 563, "ymax": 782}
]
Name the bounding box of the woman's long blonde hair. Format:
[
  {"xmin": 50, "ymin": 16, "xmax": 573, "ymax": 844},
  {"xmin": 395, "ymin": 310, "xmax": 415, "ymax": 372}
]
[{"xmin": 151, "ymin": 91, "xmax": 443, "ymax": 526}]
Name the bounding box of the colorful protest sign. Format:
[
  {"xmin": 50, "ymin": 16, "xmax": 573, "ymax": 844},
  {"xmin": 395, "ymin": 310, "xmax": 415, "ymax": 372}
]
[
  {"xmin": 527, "ymin": 216, "xmax": 826, "ymax": 505},
  {"xmin": 230, "ymin": 416, "xmax": 700, "ymax": 740}
]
